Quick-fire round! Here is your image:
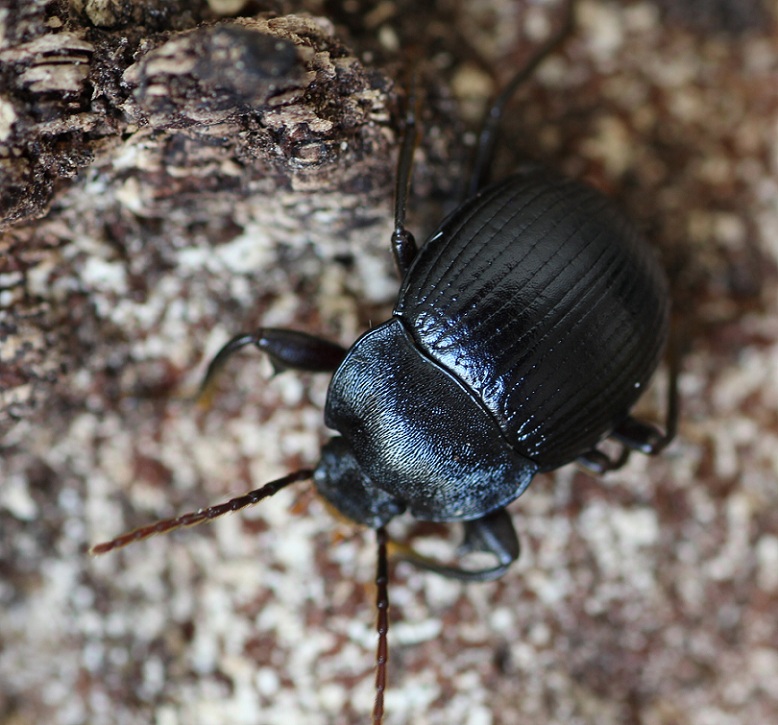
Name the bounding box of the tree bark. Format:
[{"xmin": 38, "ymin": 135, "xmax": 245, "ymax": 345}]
[{"xmin": 0, "ymin": 3, "xmax": 405, "ymax": 437}]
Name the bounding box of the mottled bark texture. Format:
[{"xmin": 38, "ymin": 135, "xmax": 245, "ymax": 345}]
[{"xmin": 1, "ymin": 2, "xmax": 403, "ymax": 438}]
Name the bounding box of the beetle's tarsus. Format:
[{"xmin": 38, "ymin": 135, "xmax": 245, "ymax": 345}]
[
  {"xmin": 603, "ymin": 340, "xmax": 681, "ymax": 460},
  {"xmin": 612, "ymin": 418, "xmax": 667, "ymax": 455},
  {"xmin": 197, "ymin": 332, "xmax": 259, "ymax": 403}
]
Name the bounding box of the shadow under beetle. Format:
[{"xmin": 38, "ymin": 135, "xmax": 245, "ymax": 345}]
[{"xmin": 92, "ymin": 5, "xmax": 678, "ymax": 722}]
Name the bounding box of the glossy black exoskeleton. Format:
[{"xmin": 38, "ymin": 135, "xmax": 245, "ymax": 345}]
[{"xmin": 92, "ymin": 6, "xmax": 678, "ymax": 721}]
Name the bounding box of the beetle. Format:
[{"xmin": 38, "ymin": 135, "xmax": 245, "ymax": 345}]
[{"xmin": 92, "ymin": 5, "xmax": 678, "ymax": 722}]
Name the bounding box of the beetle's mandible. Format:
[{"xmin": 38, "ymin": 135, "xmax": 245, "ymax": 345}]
[{"xmin": 92, "ymin": 5, "xmax": 678, "ymax": 722}]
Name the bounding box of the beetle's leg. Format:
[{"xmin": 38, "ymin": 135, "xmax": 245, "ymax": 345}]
[
  {"xmin": 614, "ymin": 344, "xmax": 680, "ymax": 455},
  {"xmin": 199, "ymin": 328, "xmax": 348, "ymax": 399},
  {"xmin": 612, "ymin": 417, "xmax": 673, "ymax": 455},
  {"xmin": 609, "ymin": 327, "xmax": 682, "ymax": 457},
  {"xmin": 459, "ymin": 508, "xmax": 520, "ymax": 574},
  {"xmin": 390, "ymin": 84, "xmax": 419, "ymax": 278},
  {"xmin": 390, "ymin": 508, "xmax": 520, "ymax": 582},
  {"xmin": 577, "ymin": 446, "xmax": 631, "ymax": 474},
  {"xmin": 580, "ymin": 341, "xmax": 681, "ymax": 471},
  {"xmin": 467, "ymin": 0, "xmax": 575, "ymax": 196}
]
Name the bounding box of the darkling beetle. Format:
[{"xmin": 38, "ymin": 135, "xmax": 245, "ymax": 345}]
[{"xmin": 92, "ymin": 4, "xmax": 678, "ymax": 722}]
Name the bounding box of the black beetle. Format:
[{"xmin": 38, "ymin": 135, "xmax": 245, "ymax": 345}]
[{"xmin": 92, "ymin": 6, "xmax": 677, "ymax": 722}]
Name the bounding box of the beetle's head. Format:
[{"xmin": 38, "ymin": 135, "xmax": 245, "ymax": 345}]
[{"xmin": 313, "ymin": 437, "xmax": 406, "ymax": 529}]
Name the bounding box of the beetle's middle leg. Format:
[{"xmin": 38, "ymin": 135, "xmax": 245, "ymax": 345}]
[
  {"xmin": 390, "ymin": 85, "xmax": 420, "ymax": 278},
  {"xmin": 199, "ymin": 328, "xmax": 348, "ymax": 399}
]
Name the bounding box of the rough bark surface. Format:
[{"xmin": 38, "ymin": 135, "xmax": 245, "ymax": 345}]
[
  {"xmin": 0, "ymin": 1, "xmax": 408, "ymax": 437},
  {"xmin": 2, "ymin": 1, "xmax": 778, "ymax": 724}
]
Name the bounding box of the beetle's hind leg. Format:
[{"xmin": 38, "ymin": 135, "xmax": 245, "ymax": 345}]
[
  {"xmin": 578, "ymin": 344, "xmax": 681, "ymax": 473},
  {"xmin": 466, "ymin": 0, "xmax": 575, "ymax": 196},
  {"xmin": 611, "ymin": 415, "xmax": 676, "ymax": 456},
  {"xmin": 613, "ymin": 330, "xmax": 681, "ymax": 457},
  {"xmin": 578, "ymin": 410, "xmax": 676, "ymax": 474},
  {"xmin": 577, "ymin": 446, "xmax": 631, "ymax": 474},
  {"xmin": 198, "ymin": 328, "xmax": 348, "ymax": 402}
]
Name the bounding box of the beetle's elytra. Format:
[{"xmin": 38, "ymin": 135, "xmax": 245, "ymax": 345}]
[
  {"xmin": 320, "ymin": 166, "xmax": 670, "ymax": 531},
  {"xmin": 92, "ymin": 6, "xmax": 678, "ymax": 722}
]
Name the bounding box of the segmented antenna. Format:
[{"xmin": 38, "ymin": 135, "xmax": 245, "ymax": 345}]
[
  {"xmin": 373, "ymin": 526, "xmax": 390, "ymax": 725},
  {"xmin": 89, "ymin": 469, "xmax": 313, "ymax": 555}
]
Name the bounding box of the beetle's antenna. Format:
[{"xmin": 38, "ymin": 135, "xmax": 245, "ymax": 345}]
[
  {"xmin": 373, "ymin": 526, "xmax": 390, "ymax": 725},
  {"xmin": 468, "ymin": 0, "xmax": 576, "ymax": 196},
  {"xmin": 89, "ymin": 469, "xmax": 313, "ymax": 555}
]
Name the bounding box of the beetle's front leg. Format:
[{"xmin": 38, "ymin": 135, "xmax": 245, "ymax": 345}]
[{"xmin": 200, "ymin": 328, "xmax": 348, "ymax": 397}]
